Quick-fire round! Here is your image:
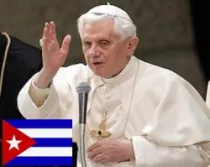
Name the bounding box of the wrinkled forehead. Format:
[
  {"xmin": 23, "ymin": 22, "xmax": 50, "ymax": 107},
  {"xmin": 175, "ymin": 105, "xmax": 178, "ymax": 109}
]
[{"xmin": 81, "ymin": 19, "xmax": 120, "ymax": 41}]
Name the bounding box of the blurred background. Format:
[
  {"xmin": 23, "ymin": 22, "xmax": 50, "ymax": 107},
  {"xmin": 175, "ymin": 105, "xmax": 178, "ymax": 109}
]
[{"xmin": 0, "ymin": 0, "xmax": 209, "ymax": 98}]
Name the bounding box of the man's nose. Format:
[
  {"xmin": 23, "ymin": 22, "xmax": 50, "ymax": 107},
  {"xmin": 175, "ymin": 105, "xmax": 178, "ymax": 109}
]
[{"xmin": 88, "ymin": 45, "xmax": 100, "ymax": 57}]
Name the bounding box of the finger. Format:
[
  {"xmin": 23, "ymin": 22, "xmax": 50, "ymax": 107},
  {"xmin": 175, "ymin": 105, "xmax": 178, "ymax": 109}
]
[
  {"xmin": 42, "ymin": 22, "xmax": 50, "ymax": 39},
  {"xmin": 41, "ymin": 22, "xmax": 46, "ymax": 39},
  {"xmin": 92, "ymin": 154, "xmax": 107, "ymax": 163},
  {"xmin": 48, "ymin": 21, "xmax": 55, "ymax": 42},
  {"xmin": 41, "ymin": 36, "xmax": 46, "ymax": 49},
  {"xmin": 95, "ymin": 155, "xmax": 110, "ymax": 164},
  {"xmin": 60, "ymin": 35, "xmax": 71, "ymax": 56},
  {"xmin": 41, "ymin": 23, "xmax": 50, "ymax": 49},
  {"xmin": 42, "ymin": 28, "xmax": 50, "ymax": 52},
  {"xmin": 88, "ymin": 147, "xmax": 103, "ymax": 159},
  {"xmin": 50, "ymin": 21, "xmax": 59, "ymax": 48},
  {"xmin": 87, "ymin": 141, "xmax": 101, "ymax": 152}
]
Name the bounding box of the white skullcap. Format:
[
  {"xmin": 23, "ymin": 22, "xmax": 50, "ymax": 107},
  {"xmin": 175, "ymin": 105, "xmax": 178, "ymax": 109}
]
[{"xmin": 86, "ymin": 3, "xmax": 133, "ymax": 23}]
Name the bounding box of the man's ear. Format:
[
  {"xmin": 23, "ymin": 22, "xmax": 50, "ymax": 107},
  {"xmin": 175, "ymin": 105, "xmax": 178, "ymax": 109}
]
[{"xmin": 127, "ymin": 36, "xmax": 139, "ymax": 56}]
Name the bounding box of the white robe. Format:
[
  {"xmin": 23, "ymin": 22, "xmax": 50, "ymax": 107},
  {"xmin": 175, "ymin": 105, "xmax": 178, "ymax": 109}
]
[{"xmin": 17, "ymin": 56, "xmax": 210, "ymax": 167}]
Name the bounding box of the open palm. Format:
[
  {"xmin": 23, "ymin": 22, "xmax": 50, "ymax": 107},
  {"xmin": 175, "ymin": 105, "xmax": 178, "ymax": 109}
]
[{"xmin": 41, "ymin": 21, "xmax": 71, "ymax": 74}]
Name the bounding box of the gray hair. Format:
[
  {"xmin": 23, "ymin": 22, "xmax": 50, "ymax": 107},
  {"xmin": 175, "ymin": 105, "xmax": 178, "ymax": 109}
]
[{"xmin": 77, "ymin": 5, "xmax": 137, "ymax": 39}]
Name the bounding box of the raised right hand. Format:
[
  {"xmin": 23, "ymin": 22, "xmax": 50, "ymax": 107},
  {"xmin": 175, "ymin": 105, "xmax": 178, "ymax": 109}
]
[{"xmin": 35, "ymin": 21, "xmax": 71, "ymax": 88}]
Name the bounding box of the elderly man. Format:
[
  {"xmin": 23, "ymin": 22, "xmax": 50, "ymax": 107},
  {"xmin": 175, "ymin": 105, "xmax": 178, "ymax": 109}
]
[{"xmin": 18, "ymin": 4, "xmax": 210, "ymax": 167}]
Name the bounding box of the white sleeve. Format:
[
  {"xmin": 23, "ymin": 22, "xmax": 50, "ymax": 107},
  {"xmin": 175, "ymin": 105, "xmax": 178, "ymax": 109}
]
[
  {"xmin": 17, "ymin": 71, "xmax": 73, "ymax": 119},
  {"xmin": 28, "ymin": 77, "xmax": 51, "ymax": 107},
  {"xmin": 132, "ymin": 136, "xmax": 210, "ymax": 167}
]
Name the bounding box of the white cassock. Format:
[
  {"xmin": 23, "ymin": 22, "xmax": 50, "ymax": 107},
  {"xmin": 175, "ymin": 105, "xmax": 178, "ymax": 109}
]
[{"xmin": 17, "ymin": 56, "xmax": 210, "ymax": 167}]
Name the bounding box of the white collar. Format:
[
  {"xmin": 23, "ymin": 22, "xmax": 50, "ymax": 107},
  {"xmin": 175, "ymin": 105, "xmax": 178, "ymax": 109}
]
[{"xmin": 87, "ymin": 56, "xmax": 139, "ymax": 86}]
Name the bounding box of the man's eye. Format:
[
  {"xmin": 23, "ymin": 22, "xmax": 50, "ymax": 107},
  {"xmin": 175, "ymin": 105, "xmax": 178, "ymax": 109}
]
[
  {"xmin": 84, "ymin": 42, "xmax": 92, "ymax": 47},
  {"xmin": 100, "ymin": 40, "xmax": 110, "ymax": 47}
]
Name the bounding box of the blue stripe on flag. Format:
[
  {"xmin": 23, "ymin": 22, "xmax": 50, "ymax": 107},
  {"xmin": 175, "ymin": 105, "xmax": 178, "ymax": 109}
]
[
  {"xmin": 34, "ymin": 138, "xmax": 73, "ymax": 147},
  {"xmin": 6, "ymin": 157, "xmax": 72, "ymax": 166},
  {"xmin": 6, "ymin": 119, "xmax": 72, "ymax": 128}
]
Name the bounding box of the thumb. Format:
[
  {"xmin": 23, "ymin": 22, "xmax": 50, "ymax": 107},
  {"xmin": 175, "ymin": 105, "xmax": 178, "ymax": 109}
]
[{"xmin": 60, "ymin": 35, "xmax": 71, "ymax": 56}]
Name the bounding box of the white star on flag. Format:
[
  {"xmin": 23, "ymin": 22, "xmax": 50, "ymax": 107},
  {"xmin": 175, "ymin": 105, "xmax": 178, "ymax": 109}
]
[{"xmin": 6, "ymin": 135, "xmax": 22, "ymax": 150}]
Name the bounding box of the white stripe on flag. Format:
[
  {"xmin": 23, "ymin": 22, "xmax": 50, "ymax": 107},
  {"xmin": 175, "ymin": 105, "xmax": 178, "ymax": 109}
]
[
  {"xmin": 18, "ymin": 147, "xmax": 72, "ymax": 157},
  {"xmin": 18, "ymin": 128, "xmax": 72, "ymax": 138}
]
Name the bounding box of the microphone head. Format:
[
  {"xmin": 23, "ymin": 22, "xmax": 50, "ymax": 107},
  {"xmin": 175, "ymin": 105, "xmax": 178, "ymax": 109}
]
[{"xmin": 76, "ymin": 82, "xmax": 91, "ymax": 93}]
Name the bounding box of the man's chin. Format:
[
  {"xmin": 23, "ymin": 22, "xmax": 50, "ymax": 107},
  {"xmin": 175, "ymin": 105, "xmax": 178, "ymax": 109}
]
[
  {"xmin": 93, "ymin": 71, "xmax": 105, "ymax": 77},
  {"xmin": 92, "ymin": 70, "xmax": 107, "ymax": 78}
]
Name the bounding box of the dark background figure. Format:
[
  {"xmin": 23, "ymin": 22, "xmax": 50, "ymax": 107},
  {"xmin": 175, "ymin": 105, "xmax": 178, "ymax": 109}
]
[
  {"xmin": 0, "ymin": 32, "xmax": 42, "ymax": 119},
  {"xmin": 190, "ymin": 0, "xmax": 210, "ymax": 91},
  {"xmin": 0, "ymin": 32, "xmax": 77, "ymax": 167}
]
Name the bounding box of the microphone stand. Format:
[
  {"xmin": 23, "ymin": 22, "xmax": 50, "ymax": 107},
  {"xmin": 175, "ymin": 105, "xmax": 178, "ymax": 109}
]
[
  {"xmin": 77, "ymin": 82, "xmax": 91, "ymax": 167},
  {"xmin": 79, "ymin": 122, "xmax": 87, "ymax": 167}
]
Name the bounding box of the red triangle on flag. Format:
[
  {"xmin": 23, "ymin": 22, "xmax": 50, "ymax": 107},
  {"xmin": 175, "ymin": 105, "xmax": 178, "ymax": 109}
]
[{"xmin": 2, "ymin": 120, "xmax": 36, "ymax": 165}]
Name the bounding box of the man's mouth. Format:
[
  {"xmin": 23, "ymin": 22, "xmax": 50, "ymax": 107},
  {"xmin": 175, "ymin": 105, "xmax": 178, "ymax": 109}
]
[{"xmin": 93, "ymin": 62, "xmax": 104, "ymax": 65}]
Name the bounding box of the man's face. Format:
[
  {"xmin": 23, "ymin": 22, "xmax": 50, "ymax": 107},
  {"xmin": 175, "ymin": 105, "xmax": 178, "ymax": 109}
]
[{"xmin": 81, "ymin": 19, "xmax": 133, "ymax": 78}]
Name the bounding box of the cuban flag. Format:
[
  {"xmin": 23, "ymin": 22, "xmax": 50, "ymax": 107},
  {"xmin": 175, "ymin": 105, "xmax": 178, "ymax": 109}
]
[{"xmin": 2, "ymin": 119, "xmax": 73, "ymax": 166}]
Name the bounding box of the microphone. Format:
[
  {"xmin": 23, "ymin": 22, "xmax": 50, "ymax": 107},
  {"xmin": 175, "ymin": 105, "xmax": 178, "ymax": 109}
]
[
  {"xmin": 76, "ymin": 82, "xmax": 91, "ymax": 124},
  {"xmin": 76, "ymin": 82, "xmax": 91, "ymax": 167}
]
